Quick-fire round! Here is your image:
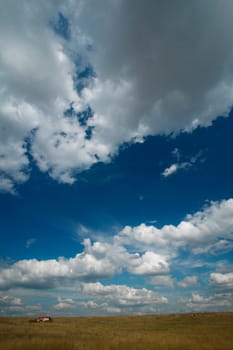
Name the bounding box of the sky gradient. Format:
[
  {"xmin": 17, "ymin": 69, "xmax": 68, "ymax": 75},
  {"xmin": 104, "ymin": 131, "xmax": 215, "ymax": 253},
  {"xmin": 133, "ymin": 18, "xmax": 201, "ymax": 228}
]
[{"xmin": 0, "ymin": 0, "xmax": 233, "ymax": 316}]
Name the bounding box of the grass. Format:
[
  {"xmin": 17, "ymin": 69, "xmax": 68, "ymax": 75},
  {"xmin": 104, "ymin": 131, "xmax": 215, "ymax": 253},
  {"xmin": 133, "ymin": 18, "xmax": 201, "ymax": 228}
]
[{"xmin": 0, "ymin": 312, "xmax": 233, "ymax": 349}]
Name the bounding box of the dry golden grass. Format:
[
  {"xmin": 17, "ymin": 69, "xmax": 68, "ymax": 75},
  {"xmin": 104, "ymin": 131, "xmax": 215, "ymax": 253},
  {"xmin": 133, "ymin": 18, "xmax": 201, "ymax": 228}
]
[{"xmin": 0, "ymin": 312, "xmax": 233, "ymax": 350}]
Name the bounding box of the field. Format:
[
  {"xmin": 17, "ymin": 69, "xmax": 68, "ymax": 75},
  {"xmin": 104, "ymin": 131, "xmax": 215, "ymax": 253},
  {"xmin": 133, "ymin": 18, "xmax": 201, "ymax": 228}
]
[{"xmin": 0, "ymin": 312, "xmax": 233, "ymax": 350}]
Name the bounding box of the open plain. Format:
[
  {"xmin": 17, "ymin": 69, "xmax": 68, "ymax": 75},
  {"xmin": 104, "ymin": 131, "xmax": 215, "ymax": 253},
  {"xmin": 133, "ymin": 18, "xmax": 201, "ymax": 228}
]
[{"xmin": 0, "ymin": 312, "xmax": 233, "ymax": 350}]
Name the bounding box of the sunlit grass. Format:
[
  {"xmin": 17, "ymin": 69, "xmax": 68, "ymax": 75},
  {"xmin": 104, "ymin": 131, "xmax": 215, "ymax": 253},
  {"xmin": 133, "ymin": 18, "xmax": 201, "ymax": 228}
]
[{"xmin": 0, "ymin": 312, "xmax": 232, "ymax": 349}]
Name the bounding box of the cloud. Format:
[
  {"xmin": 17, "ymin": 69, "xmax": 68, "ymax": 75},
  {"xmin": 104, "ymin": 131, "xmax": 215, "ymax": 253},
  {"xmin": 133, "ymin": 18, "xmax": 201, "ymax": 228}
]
[
  {"xmin": 0, "ymin": 293, "xmax": 42, "ymax": 315},
  {"xmin": 0, "ymin": 0, "xmax": 103, "ymax": 189},
  {"xmin": 162, "ymin": 149, "xmax": 204, "ymax": 177},
  {"xmin": 53, "ymin": 297, "xmax": 76, "ymax": 310},
  {"xmin": 117, "ymin": 198, "xmax": 233, "ymax": 254},
  {"xmin": 162, "ymin": 164, "xmax": 179, "ymax": 177},
  {"xmin": 1, "ymin": 1, "xmax": 233, "ymax": 191},
  {"xmin": 51, "ymin": 282, "xmax": 168, "ymax": 315},
  {"xmin": 177, "ymin": 276, "xmax": 198, "ymax": 288},
  {"xmin": 184, "ymin": 291, "xmax": 233, "ymax": 311},
  {"xmin": 0, "ymin": 294, "xmax": 23, "ymax": 314},
  {"xmin": 193, "ymin": 240, "xmax": 233, "ymax": 256},
  {"xmin": 127, "ymin": 251, "xmax": 169, "ymax": 276},
  {"xmin": 0, "ymin": 249, "xmax": 118, "ymax": 290},
  {"xmin": 0, "ymin": 198, "xmax": 232, "ymax": 291},
  {"xmin": 0, "ymin": 176, "xmax": 17, "ymax": 195},
  {"xmin": 80, "ymin": 282, "xmax": 168, "ymax": 308},
  {"xmin": 162, "ymin": 162, "xmax": 195, "ymax": 177},
  {"xmin": 210, "ymin": 272, "xmax": 233, "ymax": 290},
  {"xmin": 0, "ymin": 295, "xmax": 22, "ymax": 306},
  {"xmin": 79, "ymin": 0, "xmax": 233, "ymax": 135},
  {"xmin": 0, "ymin": 238, "xmax": 169, "ymax": 290},
  {"xmin": 25, "ymin": 238, "xmax": 37, "ymax": 249},
  {"xmin": 149, "ymin": 276, "xmax": 175, "ymax": 288}
]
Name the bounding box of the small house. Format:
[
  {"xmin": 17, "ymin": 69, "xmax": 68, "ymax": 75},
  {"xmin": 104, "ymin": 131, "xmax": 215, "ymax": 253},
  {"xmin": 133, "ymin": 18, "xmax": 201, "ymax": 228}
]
[
  {"xmin": 30, "ymin": 315, "xmax": 53, "ymax": 322},
  {"xmin": 37, "ymin": 315, "xmax": 52, "ymax": 322}
]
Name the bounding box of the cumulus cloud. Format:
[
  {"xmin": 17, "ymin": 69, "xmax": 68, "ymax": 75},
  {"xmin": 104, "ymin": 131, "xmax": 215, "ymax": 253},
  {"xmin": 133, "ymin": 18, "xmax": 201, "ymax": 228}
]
[
  {"xmin": 0, "ymin": 294, "xmax": 23, "ymax": 314},
  {"xmin": 117, "ymin": 198, "xmax": 233, "ymax": 254},
  {"xmin": 210, "ymin": 272, "xmax": 233, "ymax": 290},
  {"xmin": 0, "ymin": 0, "xmax": 105, "ymax": 189},
  {"xmin": 0, "ymin": 198, "xmax": 232, "ymax": 291},
  {"xmin": 0, "ymin": 247, "xmax": 118, "ymax": 290},
  {"xmin": 127, "ymin": 251, "xmax": 169, "ymax": 276},
  {"xmin": 1, "ymin": 0, "xmax": 233, "ymax": 191},
  {"xmin": 184, "ymin": 291, "xmax": 233, "ymax": 311},
  {"xmin": 79, "ymin": 0, "xmax": 233, "ymax": 135},
  {"xmin": 177, "ymin": 276, "xmax": 198, "ymax": 288},
  {"xmin": 0, "ymin": 295, "xmax": 22, "ymax": 306},
  {"xmin": 53, "ymin": 297, "xmax": 76, "ymax": 311},
  {"xmin": 80, "ymin": 282, "xmax": 168, "ymax": 308},
  {"xmin": 149, "ymin": 276, "xmax": 175, "ymax": 288},
  {"xmin": 52, "ymin": 282, "xmax": 168, "ymax": 315},
  {"xmin": 0, "ymin": 238, "xmax": 169, "ymax": 290}
]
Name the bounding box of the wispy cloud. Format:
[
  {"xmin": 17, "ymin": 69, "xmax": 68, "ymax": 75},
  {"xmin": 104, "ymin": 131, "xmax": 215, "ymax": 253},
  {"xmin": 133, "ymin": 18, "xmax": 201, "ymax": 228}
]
[
  {"xmin": 25, "ymin": 238, "xmax": 37, "ymax": 249},
  {"xmin": 162, "ymin": 149, "xmax": 205, "ymax": 177}
]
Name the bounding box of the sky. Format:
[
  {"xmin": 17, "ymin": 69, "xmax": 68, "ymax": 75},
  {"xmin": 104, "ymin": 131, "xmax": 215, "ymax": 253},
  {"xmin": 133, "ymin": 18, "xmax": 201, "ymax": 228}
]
[{"xmin": 0, "ymin": 0, "xmax": 233, "ymax": 316}]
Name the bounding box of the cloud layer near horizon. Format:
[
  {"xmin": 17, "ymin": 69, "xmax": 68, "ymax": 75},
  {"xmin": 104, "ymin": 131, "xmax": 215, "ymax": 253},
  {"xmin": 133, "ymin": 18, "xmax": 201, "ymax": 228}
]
[
  {"xmin": 1, "ymin": 0, "xmax": 233, "ymax": 192},
  {"xmin": 0, "ymin": 198, "xmax": 233, "ymax": 315},
  {"xmin": 0, "ymin": 198, "xmax": 232, "ymax": 292}
]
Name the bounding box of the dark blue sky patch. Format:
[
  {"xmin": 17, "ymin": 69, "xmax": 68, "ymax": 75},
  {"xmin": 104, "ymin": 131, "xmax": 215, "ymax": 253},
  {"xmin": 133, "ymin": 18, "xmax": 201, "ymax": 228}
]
[
  {"xmin": 75, "ymin": 65, "xmax": 96, "ymax": 94},
  {"xmin": 77, "ymin": 106, "xmax": 93, "ymax": 126},
  {"xmin": 64, "ymin": 102, "xmax": 75, "ymax": 118},
  {"xmin": 53, "ymin": 12, "xmax": 71, "ymax": 41},
  {"xmin": 85, "ymin": 126, "xmax": 94, "ymax": 140},
  {"xmin": 64, "ymin": 104, "xmax": 94, "ymax": 135},
  {"xmin": 1, "ymin": 112, "xmax": 233, "ymax": 258}
]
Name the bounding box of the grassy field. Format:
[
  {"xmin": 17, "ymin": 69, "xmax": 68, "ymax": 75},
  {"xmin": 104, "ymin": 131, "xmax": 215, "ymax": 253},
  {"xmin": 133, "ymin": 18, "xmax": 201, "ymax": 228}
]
[{"xmin": 0, "ymin": 312, "xmax": 232, "ymax": 350}]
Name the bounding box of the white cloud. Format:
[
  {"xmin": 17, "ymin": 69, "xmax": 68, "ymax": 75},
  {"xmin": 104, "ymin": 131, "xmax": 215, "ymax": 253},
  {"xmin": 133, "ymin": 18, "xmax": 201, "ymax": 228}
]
[
  {"xmin": 127, "ymin": 251, "xmax": 169, "ymax": 276},
  {"xmin": 0, "ymin": 238, "xmax": 168, "ymax": 290},
  {"xmin": 52, "ymin": 282, "xmax": 168, "ymax": 315},
  {"xmin": 210, "ymin": 272, "xmax": 233, "ymax": 290},
  {"xmin": 0, "ymin": 293, "xmax": 42, "ymax": 315},
  {"xmin": 193, "ymin": 240, "xmax": 233, "ymax": 255},
  {"xmin": 0, "ymin": 295, "xmax": 22, "ymax": 306},
  {"xmin": 149, "ymin": 275, "xmax": 175, "ymax": 288},
  {"xmin": 105, "ymin": 307, "xmax": 121, "ymax": 314},
  {"xmin": 0, "ymin": 176, "xmax": 17, "ymax": 195},
  {"xmin": 0, "ymin": 294, "xmax": 23, "ymax": 315},
  {"xmin": 162, "ymin": 164, "xmax": 179, "ymax": 177},
  {"xmin": 184, "ymin": 291, "xmax": 233, "ymax": 311},
  {"xmin": 0, "ymin": 250, "xmax": 116, "ymax": 290},
  {"xmin": 53, "ymin": 297, "xmax": 76, "ymax": 310},
  {"xmin": 81, "ymin": 282, "xmax": 168, "ymax": 308},
  {"xmin": 117, "ymin": 198, "xmax": 233, "ymax": 254},
  {"xmin": 162, "ymin": 150, "xmax": 204, "ymax": 177},
  {"xmin": 177, "ymin": 276, "xmax": 198, "ymax": 288},
  {"xmin": 79, "ymin": 300, "xmax": 100, "ymax": 309},
  {"xmin": 0, "ymin": 0, "xmax": 104, "ymax": 188},
  {"xmin": 1, "ymin": 1, "xmax": 233, "ymax": 191},
  {"xmin": 162, "ymin": 162, "xmax": 195, "ymax": 177},
  {"xmin": 0, "ymin": 198, "xmax": 232, "ymax": 291}
]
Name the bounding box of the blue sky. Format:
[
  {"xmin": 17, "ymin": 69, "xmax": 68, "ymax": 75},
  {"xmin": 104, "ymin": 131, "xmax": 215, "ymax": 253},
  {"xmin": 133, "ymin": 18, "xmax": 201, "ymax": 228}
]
[{"xmin": 0, "ymin": 0, "xmax": 233, "ymax": 316}]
